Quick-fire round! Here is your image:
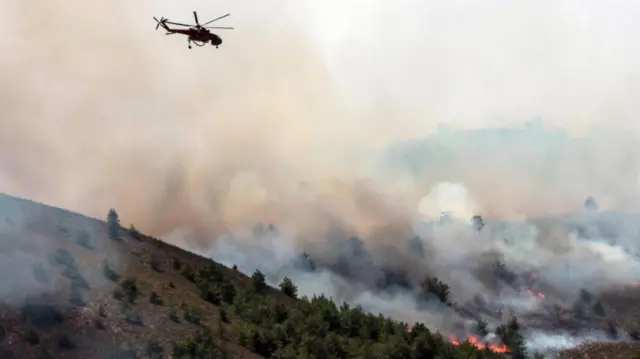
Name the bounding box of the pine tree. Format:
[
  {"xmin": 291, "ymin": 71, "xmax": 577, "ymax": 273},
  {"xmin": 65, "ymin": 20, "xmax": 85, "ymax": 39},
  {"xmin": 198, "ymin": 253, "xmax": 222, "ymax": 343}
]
[
  {"xmin": 279, "ymin": 277, "xmax": 298, "ymax": 298},
  {"xmin": 420, "ymin": 276, "xmax": 450, "ymax": 305},
  {"xmin": 251, "ymin": 270, "xmax": 267, "ymax": 294},
  {"xmin": 107, "ymin": 208, "xmax": 121, "ymax": 240}
]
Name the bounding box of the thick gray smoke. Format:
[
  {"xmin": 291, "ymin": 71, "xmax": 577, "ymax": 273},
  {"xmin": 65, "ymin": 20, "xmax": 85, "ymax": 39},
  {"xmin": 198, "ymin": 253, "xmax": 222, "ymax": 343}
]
[{"xmin": 3, "ymin": 0, "xmax": 640, "ymax": 354}]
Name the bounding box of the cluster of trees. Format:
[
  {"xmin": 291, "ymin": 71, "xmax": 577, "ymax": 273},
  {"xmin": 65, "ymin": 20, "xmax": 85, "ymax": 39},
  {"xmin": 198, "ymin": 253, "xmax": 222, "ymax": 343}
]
[
  {"xmin": 232, "ymin": 271, "xmax": 534, "ymax": 359},
  {"xmin": 105, "ymin": 208, "xmax": 535, "ymax": 359},
  {"xmin": 173, "ymin": 252, "xmax": 530, "ymax": 358}
]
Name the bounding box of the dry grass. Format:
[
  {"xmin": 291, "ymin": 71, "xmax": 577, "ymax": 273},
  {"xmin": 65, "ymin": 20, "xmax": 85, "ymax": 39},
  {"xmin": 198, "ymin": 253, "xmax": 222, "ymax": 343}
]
[{"xmin": 0, "ymin": 193, "xmax": 270, "ymax": 359}]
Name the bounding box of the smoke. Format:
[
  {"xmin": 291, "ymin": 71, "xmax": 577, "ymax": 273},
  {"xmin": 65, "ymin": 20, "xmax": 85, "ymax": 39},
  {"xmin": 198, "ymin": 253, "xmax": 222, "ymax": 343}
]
[
  {"xmin": 3, "ymin": 0, "xmax": 640, "ymax": 354},
  {"xmin": 2, "ymin": 0, "xmax": 640, "ymax": 239}
]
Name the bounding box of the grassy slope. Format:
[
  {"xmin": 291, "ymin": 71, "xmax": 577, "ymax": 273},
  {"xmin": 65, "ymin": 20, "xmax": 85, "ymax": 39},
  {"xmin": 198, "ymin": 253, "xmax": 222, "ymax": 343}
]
[
  {"xmin": 0, "ymin": 193, "xmax": 268, "ymax": 359},
  {"xmin": 0, "ymin": 192, "xmax": 638, "ymax": 359}
]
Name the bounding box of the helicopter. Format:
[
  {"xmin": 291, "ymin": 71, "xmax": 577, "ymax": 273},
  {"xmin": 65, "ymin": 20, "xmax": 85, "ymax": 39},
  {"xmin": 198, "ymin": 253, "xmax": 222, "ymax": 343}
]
[{"xmin": 153, "ymin": 11, "xmax": 233, "ymax": 49}]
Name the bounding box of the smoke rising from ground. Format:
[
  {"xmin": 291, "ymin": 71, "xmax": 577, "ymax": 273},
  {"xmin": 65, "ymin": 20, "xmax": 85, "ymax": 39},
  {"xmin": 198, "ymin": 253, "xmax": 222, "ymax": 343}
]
[
  {"xmin": 2, "ymin": 0, "xmax": 640, "ymax": 236},
  {"xmin": 3, "ymin": 0, "xmax": 640, "ymax": 353}
]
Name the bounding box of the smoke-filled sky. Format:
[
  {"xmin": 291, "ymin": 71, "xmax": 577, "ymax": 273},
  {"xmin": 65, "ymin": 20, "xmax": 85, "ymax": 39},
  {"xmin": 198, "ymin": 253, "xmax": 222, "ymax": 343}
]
[
  {"xmin": 2, "ymin": 0, "xmax": 640, "ymax": 242},
  {"xmin": 4, "ymin": 1, "xmax": 640, "ymax": 352}
]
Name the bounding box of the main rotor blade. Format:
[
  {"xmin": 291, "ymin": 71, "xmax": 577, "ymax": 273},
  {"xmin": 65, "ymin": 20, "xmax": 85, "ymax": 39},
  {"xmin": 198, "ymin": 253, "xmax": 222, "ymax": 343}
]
[
  {"xmin": 201, "ymin": 13, "xmax": 230, "ymax": 26},
  {"xmin": 165, "ymin": 21, "xmax": 193, "ymax": 27},
  {"xmin": 193, "ymin": 11, "xmax": 200, "ymax": 25},
  {"xmin": 205, "ymin": 26, "xmax": 234, "ymax": 30}
]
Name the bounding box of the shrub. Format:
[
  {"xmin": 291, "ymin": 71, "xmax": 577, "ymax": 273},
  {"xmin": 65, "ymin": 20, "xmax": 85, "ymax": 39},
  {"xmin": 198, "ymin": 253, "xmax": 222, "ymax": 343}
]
[
  {"xmin": 172, "ymin": 330, "xmax": 227, "ymax": 359},
  {"xmin": 129, "ymin": 225, "xmax": 142, "ymax": 241},
  {"xmin": 219, "ymin": 281, "xmax": 236, "ymax": 304},
  {"xmin": 220, "ymin": 307, "xmax": 230, "ymax": 323},
  {"xmin": 168, "ymin": 305, "xmax": 180, "ymax": 323},
  {"xmin": 94, "ymin": 318, "xmax": 106, "ymax": 330},
  {"xmin": 147, "ymin": 337, "xmax": 164, "ymax": 357},
  {"xmin": 124, "ymin": 309, "xmax": 143, "ymax": 326},
  {"xmin": 593, "ymin": 300, "xmax": 606, "ymax": 316},
  {"xmin": 172, "ymin": 257, "xmax": 182, "ymax": 271},
  {"xmin": 98, "ymin": 303, "xmax": 107, "ymax": 317},
  {"xmin": 149, "ymin": 257, "xmax": 163, "ymax": 272},
  {"xmin": 606, "ymin": 321, "xmax": 619, "ymax": 340},
  {"xmin": 32, "ymin": 263, "xmax": 51, "ymax": 284},
  {"xmin": 149, "ymin": 291, "xmax": 163, "ymax": 305},
  {"xmin": 103, "ymin": 259, "xmax": 120, "ymax": 282},
  {"xmin": 113, "ymin": 289, "xmax": 125, "ymax": 301},
  {"xmin": 111, "ymin": 343, "xmax": 138, "ymax": 359},
  {"xmin": 57, "ymin": 334, "xmax": 75, "ymax": 350},
  {"xmin": 181, "ymin": 265, "xmax": 196, "ymax": 283},
  {"xmin": 54, "ymin": 248, "xmax": 75, "ymax": 267},
  {"xmin": 120, "ymin": 278, "xmax": 139, "ymax": 304},
  {"xmin": 183, "ymin": 304, "xmax": 202, "ymax": 325},
  {"xmin": 579, "ymin": 288, "xmax": 593, "ymax": 303},
  {"xmin": 496, "ymin": 317, "xmax": 527, "ymax": 359},
  {"xmin": 75, "ymin": 230, "xmax": 93, "ymax": 249},
  {"xmin": 474, "ymin": 319, "xmax": 489, "ymax": 337},
  {"xmin": 21, "ymin": 299, "xmax": 64, "ymax": 328},
  {"xmin": 62, "ymin": 265, "xmax": 90, "ymax": 289},
  {"xmin": 69, "ymin": 284, "xmax": 87, "ymax": 307},
  {"xmin": 201, "ymin": 285, "xmax": 221, "ymax": 305},
  {"xmin": 25, "ymin": 328, "xmax": 39, "ymax": 345}
]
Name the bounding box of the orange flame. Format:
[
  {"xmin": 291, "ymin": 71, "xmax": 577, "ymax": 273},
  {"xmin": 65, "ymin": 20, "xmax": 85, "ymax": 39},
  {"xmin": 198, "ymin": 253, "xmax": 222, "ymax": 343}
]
[
  {"xmin": 450, "ymin": 335, "xmax": 510, "ymax": 353},
  {"xmin": 525, "ymin": 289, "xmax": 545, "ymax": 299}
]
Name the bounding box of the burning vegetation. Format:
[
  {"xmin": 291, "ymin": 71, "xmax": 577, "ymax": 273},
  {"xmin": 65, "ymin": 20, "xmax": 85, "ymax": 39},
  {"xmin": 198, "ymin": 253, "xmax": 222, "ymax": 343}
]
[{"xmin": 1, "ymin": 192, "xmax": 640, "ymax": 358}]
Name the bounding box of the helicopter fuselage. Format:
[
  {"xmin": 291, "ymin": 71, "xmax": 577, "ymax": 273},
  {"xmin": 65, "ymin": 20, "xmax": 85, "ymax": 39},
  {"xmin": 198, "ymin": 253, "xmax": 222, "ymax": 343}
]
[{"xmin": 166, "ymin": 27, "xmax": 222, "ymax": 47}]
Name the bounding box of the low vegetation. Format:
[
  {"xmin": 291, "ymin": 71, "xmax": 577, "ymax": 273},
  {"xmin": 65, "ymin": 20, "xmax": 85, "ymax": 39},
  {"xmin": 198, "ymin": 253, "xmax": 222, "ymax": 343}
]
[{"xmin": 0, "ymin": 193, "xmax": 635, "ymax": 358}]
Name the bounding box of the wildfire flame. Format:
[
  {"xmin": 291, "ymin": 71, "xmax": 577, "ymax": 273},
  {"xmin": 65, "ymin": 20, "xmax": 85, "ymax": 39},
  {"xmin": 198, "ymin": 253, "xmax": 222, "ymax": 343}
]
[
  {"xmin": 450, "ymin": 335, "xmax": 510, "ymax": 353},
  {"xmin": 525, "ymin": 289, "xmax": 545, "ymax": 299},
  {"xmin": 407, "ymin": 328, "xmax": 510, "ymax": 353}
]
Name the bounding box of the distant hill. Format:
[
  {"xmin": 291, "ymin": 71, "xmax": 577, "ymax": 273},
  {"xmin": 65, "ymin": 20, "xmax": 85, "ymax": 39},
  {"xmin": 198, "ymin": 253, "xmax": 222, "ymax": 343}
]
[{"xmin": 379, "ymin": 121, "xmax": 572, "ymax": 178}]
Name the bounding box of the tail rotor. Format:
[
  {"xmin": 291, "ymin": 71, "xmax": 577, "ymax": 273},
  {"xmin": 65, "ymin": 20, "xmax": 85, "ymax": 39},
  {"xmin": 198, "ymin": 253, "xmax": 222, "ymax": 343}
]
[{"xmin": 153, "ymin": 16, "xmax": 167, "ymax": 30}]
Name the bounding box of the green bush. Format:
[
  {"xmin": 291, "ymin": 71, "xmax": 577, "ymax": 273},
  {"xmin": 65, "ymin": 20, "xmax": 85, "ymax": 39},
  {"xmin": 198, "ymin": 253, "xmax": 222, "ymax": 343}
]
[
  {"xmin": 103, "ymin": 259, "xmax": 120, "ymax": 282},
  {"xmin": 120, "ymin": 278, "xmax": 139, "ymax": 304},
  {"xmin": 129, "ymin": 225, "xmax": 142, "ymax": 241},
  {"xmin": 124, "ymin": 309, "xmax": 143, "ymax": 326},
  {"xmin": 75, "ymin": 230, "xmax": 93, "ymax": 249}
]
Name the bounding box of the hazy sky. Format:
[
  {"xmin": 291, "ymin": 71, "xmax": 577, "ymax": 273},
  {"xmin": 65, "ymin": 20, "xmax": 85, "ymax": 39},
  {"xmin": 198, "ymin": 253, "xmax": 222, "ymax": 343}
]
[
  {"xmin": 136, "ymin": 0, "xmax": 640, "ymax": 137},
  {"xmin": 2, "ymin": 0, "xmax": 640, "ymax": 236}
]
